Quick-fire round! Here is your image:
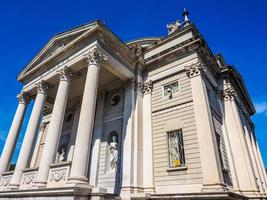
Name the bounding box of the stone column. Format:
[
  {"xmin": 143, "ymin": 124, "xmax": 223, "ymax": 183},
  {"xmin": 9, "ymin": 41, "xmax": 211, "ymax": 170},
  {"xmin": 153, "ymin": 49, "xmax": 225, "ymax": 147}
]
[
  {"xmin": 0, "ymin": 92, "xmax": 30, "ymax": 177},
  {"xmin": 121, "ymin": 79, "xmax": 135, "ymax": 195},
  {"xmin": 68, "ymin": 48, "xmax": 104, "ymax": 184},
  {"xmin": 221, "ymin": 83, "xmax": 257, "ymax": 192},
  {"xmin": 243, "ymin": 125, "xmax": 262, "ymax": 192},
  {"xmin": 67, "ymin": 103, "xmax": 81, "ymax": 162},
  {"xmin": 9, "ymin": 81, "xmax": 49, "ymax": 188},
  {"xmin": 142, "ymin": 81, "xmax": 154, "ymax": 193},
  {"xmin": 185, "ymin": 62, "xmax": 224, "ymax": 190},
  {"xmin": 89, "ymin": 91, "xmax": 105, "ymax": 187},
  {"xmin": 34, "ymin": 67, "xmax": 72, "ymax": 187},
  {"xmin": 253, "ymin": 138, "xmax": 267, "ymax": 193}
]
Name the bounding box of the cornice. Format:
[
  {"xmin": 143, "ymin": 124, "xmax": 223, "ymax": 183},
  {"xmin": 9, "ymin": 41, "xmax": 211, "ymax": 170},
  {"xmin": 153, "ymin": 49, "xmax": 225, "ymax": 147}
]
[{"xmin": 17, "ymin": 21, "xmax": 137, "ymax": 83}]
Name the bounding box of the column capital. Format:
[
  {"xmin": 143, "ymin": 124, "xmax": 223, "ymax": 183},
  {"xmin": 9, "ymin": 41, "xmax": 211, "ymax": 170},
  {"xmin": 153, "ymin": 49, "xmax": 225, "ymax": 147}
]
[
  {"xmin": 142, "ymin": 80, "xmax": 153, "ymax": 94},
  {"xmin": 185, "ymin": 61, "xmax": 205, "ymax": 78},
  {"xmin": 219, "ymin": 85, "xmax": 236, "ymax": 101},
  {"xmin": 16, "ymin": 92, "xmax": 31, "ymax": 105},
  {"xmin": 35, "ymin": 80, "xmax": 50, "ymax": 95},
  {"xmin": 58, "ymin": 66, "xmax": 74, "ymax": 82},
  {"xmin": 84, "ymin": 47, "xmax": 107, "ymax": 65}
]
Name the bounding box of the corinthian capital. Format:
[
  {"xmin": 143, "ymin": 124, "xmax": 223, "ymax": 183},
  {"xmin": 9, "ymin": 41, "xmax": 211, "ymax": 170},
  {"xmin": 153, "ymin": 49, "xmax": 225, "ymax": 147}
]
[
  {"xmin": 35, "ymin": 80, "xmax": 50, "ymax": 95},
  {"xmin": 219, "ymin": 86, "xmax": 236, "ymax": 101},
  {"xmin": 185, "ymin": 62, "xmax": 205, "ymax": 78},
  {"xmin": 143, "ymin": 80, "xmax": 153, "ymax": 94},
  {"xmin": 84, "ymin": 47, "xmax": 107, "ymax": 65},
  {"xmin": 17, "ymin": 92, "xmax": 31, "ymax": 105},
  {"xmin": 58, "ymin": 66, "xmax": 74, "ymax": 82}
]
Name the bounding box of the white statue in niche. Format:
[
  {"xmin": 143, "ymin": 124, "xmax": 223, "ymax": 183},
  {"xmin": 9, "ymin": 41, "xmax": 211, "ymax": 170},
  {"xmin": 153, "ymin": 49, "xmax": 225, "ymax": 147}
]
[
  {"xmin": 109, "ymin": 135, "xmax": 118, "ymax": 172},
  {"xmin": 56, "ymin": 148, "xmax": 66, "ymax": 163}
]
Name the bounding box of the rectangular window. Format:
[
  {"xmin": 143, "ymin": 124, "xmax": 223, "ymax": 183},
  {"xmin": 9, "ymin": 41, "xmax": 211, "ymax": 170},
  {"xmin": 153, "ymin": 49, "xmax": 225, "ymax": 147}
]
[
  {"xmin": 168, "ymin": 130, "xmax": 185, "ymax": 168},
  {"xmin": 164, "ymin": 81, "xmax": 179, "ymax": 97},
  {"xmin": 215, "ymin": 132, "xmax": 224, "ymax": 169}
]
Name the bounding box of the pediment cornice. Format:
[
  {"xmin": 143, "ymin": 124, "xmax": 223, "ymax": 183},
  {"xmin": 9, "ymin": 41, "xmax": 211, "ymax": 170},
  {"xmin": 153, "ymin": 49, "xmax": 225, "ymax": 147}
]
[{"xmin": 17, "ymin": 20, "xmax": 137, "ymax": 83}]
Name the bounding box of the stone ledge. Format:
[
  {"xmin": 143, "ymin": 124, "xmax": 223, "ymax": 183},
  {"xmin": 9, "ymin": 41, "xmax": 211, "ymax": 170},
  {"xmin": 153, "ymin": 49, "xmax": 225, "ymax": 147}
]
[{"xmin": 0, "ymin": 184, "xmax": 92, "ymax": 198}]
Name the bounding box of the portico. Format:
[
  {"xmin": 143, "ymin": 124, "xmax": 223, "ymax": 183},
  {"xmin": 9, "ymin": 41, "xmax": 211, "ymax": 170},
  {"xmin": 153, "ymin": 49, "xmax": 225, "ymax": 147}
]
[{"xmin": 0, "ymin": 24, "xmax": 137, "ymax": 195}]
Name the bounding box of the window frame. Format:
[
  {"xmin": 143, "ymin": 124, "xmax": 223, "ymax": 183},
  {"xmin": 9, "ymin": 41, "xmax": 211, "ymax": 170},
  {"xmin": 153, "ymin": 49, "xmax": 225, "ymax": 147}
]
[
  {"xmin": 167, "ymin": 129, "xmax": 186, "ymax": 169},
  {"xmin": 162, "ymin": 80, "xmax": 180, "ymax": 99}
]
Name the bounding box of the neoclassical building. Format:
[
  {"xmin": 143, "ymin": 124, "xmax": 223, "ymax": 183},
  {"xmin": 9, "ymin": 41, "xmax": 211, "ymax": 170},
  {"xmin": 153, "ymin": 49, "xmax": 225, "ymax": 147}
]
[{"xmin": 0, "ymin": 10, "xmax": 266, "ymax": 200}]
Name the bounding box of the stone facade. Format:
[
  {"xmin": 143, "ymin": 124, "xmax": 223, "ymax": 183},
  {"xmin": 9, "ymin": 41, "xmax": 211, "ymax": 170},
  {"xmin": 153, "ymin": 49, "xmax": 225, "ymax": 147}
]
[{"xmin": 0, "ymin": 10, "xmax": 266, "ymax": 200}]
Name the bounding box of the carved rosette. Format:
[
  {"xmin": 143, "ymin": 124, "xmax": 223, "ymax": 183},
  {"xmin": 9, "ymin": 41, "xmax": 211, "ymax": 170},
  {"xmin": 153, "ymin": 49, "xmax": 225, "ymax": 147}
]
[
  {"xmin": 84, "ymin": 47, "xmax": 106, "ymax": 65},
  {"xmin": 58, "ymin": 66, "xmax": 74, "ymax": 82},
  {"xmin": 49, "ymin": 169, "xmax": 67, "ymax": 182},
  {"xmin": 143, "ymin": 80, "xmax": 153, "ymax": 94},
  {"xmin": 185, "ymin": 62, "xmax": 205, "ymax": 78},
  {"xmin": 219, "ymin": 86, "xmax": 236, "ymax": 101},
  {"xmin": 35, "ymin": 80, "xmax": 50, "ymax": 95},
  {"xmin": 17, "ymin": 92, "xmax": 31, "ymax": 105}
]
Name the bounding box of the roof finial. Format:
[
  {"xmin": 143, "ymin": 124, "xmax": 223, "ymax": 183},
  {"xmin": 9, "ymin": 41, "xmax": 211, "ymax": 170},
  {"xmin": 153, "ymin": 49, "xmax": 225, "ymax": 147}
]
[{"xmin": 182, "ymin": 8, "xmax": 190, "ymax": 26}]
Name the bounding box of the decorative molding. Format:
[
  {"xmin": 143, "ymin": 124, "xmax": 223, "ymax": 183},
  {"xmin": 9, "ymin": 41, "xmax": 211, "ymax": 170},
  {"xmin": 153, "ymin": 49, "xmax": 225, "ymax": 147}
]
[
  {"xmin": 49, "ymin": 168, "xmax": 67, "ymax": 182},
  {"xmin": 0, "ymin": 175, "xmax": 11, "ymax": 188},
  {"xmin": 84, "ymin": 47, "xmax": 107, "ymax": 65},
  {"xmin": 185, "ymin": 62, "xmax": 205, "ymax": 78},
  {"xmin": 35, "ymin": 80, "xmax": 50, "ymax": 95},
  {"xmin": 17, "ymin": 92, "xmax": 31, "ymax": 105},
  {"xmin": 143, "ymin": 80, "xmax": 153, "ymax": 94},
  {"xmin": 22, "ymin": 174, "xmax": 35, "ymax": 185},
  {"xmin": 39, "ymin": 121, "xmax": 48, "ymax": 132}
]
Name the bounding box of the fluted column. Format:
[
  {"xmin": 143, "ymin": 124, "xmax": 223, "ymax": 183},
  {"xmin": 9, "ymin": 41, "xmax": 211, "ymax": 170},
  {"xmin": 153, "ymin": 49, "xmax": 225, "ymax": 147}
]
[
  {"xmin": 68, "ymin": 48, "xmax": 104, "ymax": 184},
  {"xmin": 9, "ymin": 81, "xmax": 49, "ymax": 188},
  {"xmin": 0, "ymin": 92, "xmax": 30, "ymax": 177},
  {"xmin": 34, "ymin": 67, "xmax": 72, "ymax": 187}
]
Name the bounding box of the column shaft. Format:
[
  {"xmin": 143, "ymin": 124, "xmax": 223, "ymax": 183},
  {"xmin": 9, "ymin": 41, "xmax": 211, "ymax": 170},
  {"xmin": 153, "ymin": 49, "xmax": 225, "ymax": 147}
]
[
  {"xmin": 188, "ymin": 64, "xmax": 224, "ymax": 188},
  {"xmin": 0, "ymin": 93, "xmax": 29, "ymax": 177},
  {"xmin": 34, "ymin": 68, "xmax": 71, "ymax": 186},
  {"xmin": 89, "ymin": 97, "xmax": 105, "ymax": 186},
  {"xmin": 142, "ymin": 81, "xmax": 154, "ymax": 192},
  {"xmin": 10, "ymin": 82, "xmax": 48, "ymax": 188},
  {"xmin": 68, "ymin": 48, "xmax": 102, "ymax": 183},
  {"xmin": 121, "ymin": 82, "xmax": 135, "ymax": 191}
]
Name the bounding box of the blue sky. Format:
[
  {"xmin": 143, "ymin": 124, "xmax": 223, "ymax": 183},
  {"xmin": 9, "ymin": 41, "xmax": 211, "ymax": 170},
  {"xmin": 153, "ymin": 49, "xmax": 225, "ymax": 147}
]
[{"xmin": 0, "ymin": 0, "xmax": 266, "ymax": 166}]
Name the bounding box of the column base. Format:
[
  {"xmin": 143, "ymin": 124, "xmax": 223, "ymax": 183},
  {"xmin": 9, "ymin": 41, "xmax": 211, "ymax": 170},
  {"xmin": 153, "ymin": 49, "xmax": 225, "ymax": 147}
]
[
  {"xmin": 201, "ymin": 183, "xmax": 228, "ymax": 193},
  {"xmin": 67, "ymin": 175, "xmax": 88, "ymax": 184},
  {"xmin": 8, "ymin": 183, "xmax": 20, "ymax": 190},
  {"xmin": 32, "ymin": 181, "xmax": 47, "ymax": 188}
]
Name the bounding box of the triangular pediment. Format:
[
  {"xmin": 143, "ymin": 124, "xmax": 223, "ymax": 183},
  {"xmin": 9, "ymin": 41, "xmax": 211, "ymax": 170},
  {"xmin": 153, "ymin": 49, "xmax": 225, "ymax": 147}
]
[{"xmin": 18, "ymin": 20, "xmax": 99, "ymax": 80}]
